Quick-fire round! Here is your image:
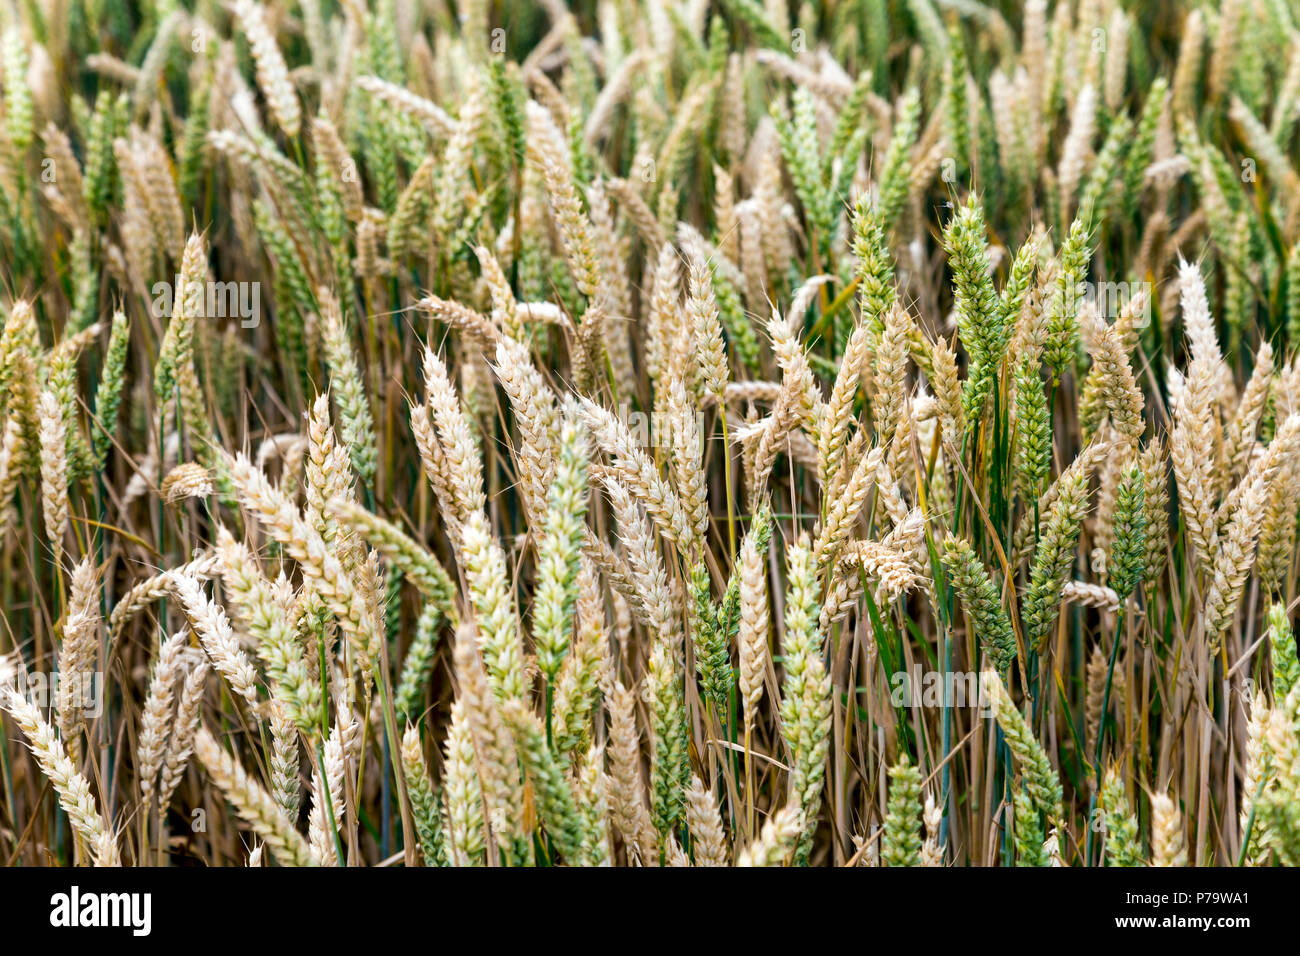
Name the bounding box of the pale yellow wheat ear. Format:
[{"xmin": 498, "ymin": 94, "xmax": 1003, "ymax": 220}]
[
  {"xmin": 56, "ymin": 557, "xmax": 101, "ymax": 765},
  {"xmin": 526, "ymin": 100, "xmax": 601, "ymax": 301},
  {"xmin": 1169, "ymin": 257, "xmax": 1225, "ymax": 572},
  {"xmin": 227, "ymin": 451, "xmax": 379, "ymax": 674},
  {"xmin": 4, "ymin": 685, "xmax": 119, "ymax": 865},
  {"xmin": 214, "ymin": 525, "xmax": 319, "ymax": 729},
  {"xmin": 606, "ymin": 678, "xmax": 656, "ymax": 865},
  {"xmin": 460, "ymin": 509, "xmax": 526, "ymax": 703},
  {"xmin": 579, "ymin": 395, "xmax": 693, "ymax": 550},
  {"xmin": 492, "ymin": 334, "xmax": 560, "ymax": 528},
  {"xmin": 1150, "ymin": 792, "xmax": 1187, "ymax": 866},
  {"xmin": 0, "ymin": 416, "xmax": 23, "ymax": 542},
  {"xmin": 138, "ymin": 631, "xmax": 187, "ymax": 813},
  {"xmin": 1205, "ymin": 415, "xmax": 1300, "ymax": 648},
  {"xmin": 231, "ymin": 0, "xmax": 300, "ymax": 137},
  {"xmin": 307, "ymin": 724, "xmax": 347, "ymax": 865},
  {"xmin": 820, "ymin": 319, "xmax": 872, "ymax": 488},
  {"xmin": 170, "ymin": 573, "xmax": 260, "ymax": 708},
  {"xmin": 422, "ymin": 347, "xmax": 486, "ymax": 523},
  {"xmin": 920, "ymin": 791, "xmax": 945, "ymax": 866},
  {"xmin": 161, "ymin": 462, "xmax": 214, "ymax": 502},
  {"xmin": 195, "ymin": 726, "xmax": 316, "ymax": 866},
  {"xmin": 450, "ymin": 623, "xmax": 528, "ymax": 865},
  {"xmin": 738, "ymin": 522, "xmax": 771, "ymax": 734},
  {"xmin": 746, "ymin": 302, "xmax": 823, "ymax": 507},
  {"xmin": 736, "ymin": 804, "xmax": 803, "ymax": 867},
  {"xmin": 37, "ymin": 388, "xmax": 69, "ymax": 572},
  {"xmin": 441, "ymin": 700, "xmax": 487, "ymax": 866},
  {"xmin": 685, "ymin": 250, "xmax": 730, "ymax": 402},
  {"xmin": 685, "ymin": 773, "xmax": 729, "ymax": 866}
]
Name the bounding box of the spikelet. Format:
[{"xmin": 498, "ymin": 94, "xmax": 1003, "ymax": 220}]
[
  {"xmin": 0, "ymin": 416, "xmax": 24, "ymax": 542},
  {"xmin": 226, "ymin": 453, "xmax": 379, "ymax": 674},
  {"xmin": 161, "ymin": 463, "xmax": 214, "ymax": 503},
  {"xmin": 1139, "ymin": 438, "xmax": 1171, "ymax": 594},
  {"xmin": 455, "ymin": 514, "xmax": 522, "ymax": 707},
  {"xmin": 1061, "ymin": 581, "xmax": 1121, "ymax": 614},
  {"xmin": 1258, "ymin": 450, "xmax": 1300, "ymax": 597},
  {"xmin": 943, "ymin": 198, "xmax": 1001, "ymax": 424},
  {"xmin": 1268, "ymin": 605, "xmax": 1300, "ymax": 701},
  {"xmin": 1043, "ymin": 218, "xmax": 1090, "ymax": 381},
  {"xmin": 269, "ymin": 702, "xmax": 301, "ymax": 825},
  {"xmin": 502, "ymin": 698, "xmax": 586, "ymax": 862},
  {"xmin": 1206, "ymin": 417, "xmax": 1300, "ymax": 648},
  {"xmin": 1169, "ymin": 258, "xmax": 1225, "ymax": 571},
  {"xmin": 423, "ymin": 348, "xmax": 486, "ymax": 522},
  {"xmin": 215, "ymin": 526, "xmax": 319, "ymax": 728},
  {"xmin": 575, "ymin": 744, "xmax": 612, "ymax": 866},
  {"xmin": 1107, "ymin": 460, "xmax": 1147, "ymax": 601},
  {"xmin": 395, "ymin": 604, "xmax": 444, "ymax": 725},
  {"xmin": 580, "ymin": 396, "xmax": 693, "ymax": 549},
  {"xmin": 1083, "ymin": 318, "xmax": 1145, "ymax": 442},
  {"xmin": 550, "ymin": 557, "xmax": 607, "ymax": 759},
  {"xmin": 327, "ymin": 501, "xmax": 455, "ymax": 608},
  {"xmin": 646, "ymin": 635, "xmax": 688, "ymax": 848},
  {"xmin": 1239, "ymin": 687, "xmax": 1273, "ymax": 865},
  {"xmin": 920, "ymin": 790, "xmax": 945, "ymax": 866},
  {"xmin": 2, "ymin": 28, "xmax": 33, "ymax": 151}
]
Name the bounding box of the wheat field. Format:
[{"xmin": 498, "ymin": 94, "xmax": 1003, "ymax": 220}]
[{"xmin": 0, "ymin": 0, "xmax": 1298, "ymax": 868}]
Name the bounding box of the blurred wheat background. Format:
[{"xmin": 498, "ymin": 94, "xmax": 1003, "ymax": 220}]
[{"xmin": 0, "ymin": 0, "xmax": 1299, "ymax": 867}]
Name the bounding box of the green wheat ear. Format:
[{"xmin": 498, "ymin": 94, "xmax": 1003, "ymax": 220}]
[
  {"xmin": 1108, "ymin": 462, "xmax": 1147, "ymax": 601},
  {"xmin": 1268, "ymin": 604, "xmax": 1299, "ymax": 701},
  {"xmin": 1100, "ymin": 770, "xmax": 1144, "ymax": 867},
  {"xmin": 1013, "ymin": 788, "xmax": 1049, "ymax": 867},
  {"xmin": 941, "ymin": 536, "xmax": 1017, "ymax": 672},
  {"xmin": 883, "ymin": 754, "xmax": 922, "ymax": 867}
]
